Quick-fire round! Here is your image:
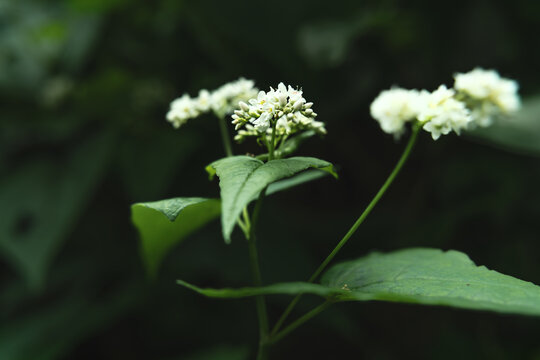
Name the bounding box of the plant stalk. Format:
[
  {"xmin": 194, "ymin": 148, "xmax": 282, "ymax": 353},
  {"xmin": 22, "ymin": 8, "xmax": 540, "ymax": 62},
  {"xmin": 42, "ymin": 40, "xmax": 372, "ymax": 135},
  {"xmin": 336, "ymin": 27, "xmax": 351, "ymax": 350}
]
[
  {"xmin": 217, "ymin": 113, "xmax": 233, "ymax": 157},
  {"xmin": 268, "ymin": 123, "xmax": 277, "ymax": 161},
  {"xmin": 246, "ymin": 190, "xmax": 270, "ymax": 359},
  {"xmin": 268, "ymin": 301, "xmax": 332, "ymax": 345},
  {"xmin": 271, "ymin": 124, "xmax": 421, "ymax": 336}
]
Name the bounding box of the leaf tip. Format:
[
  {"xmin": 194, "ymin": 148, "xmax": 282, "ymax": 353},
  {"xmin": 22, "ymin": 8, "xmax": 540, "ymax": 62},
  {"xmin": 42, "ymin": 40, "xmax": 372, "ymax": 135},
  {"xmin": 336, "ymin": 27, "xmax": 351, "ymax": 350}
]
[{"xmin": 321, "ymin": 164, "xmax": 338, "ymax": 179}]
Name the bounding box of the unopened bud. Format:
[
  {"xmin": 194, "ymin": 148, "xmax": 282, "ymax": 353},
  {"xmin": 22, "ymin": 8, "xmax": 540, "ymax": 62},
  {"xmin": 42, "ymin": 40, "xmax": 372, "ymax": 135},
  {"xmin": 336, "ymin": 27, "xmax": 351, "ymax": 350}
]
[
  {"xmin": 239, "ymin": 101, "xmax": 249, "ymax": 112},
  {"xmin": 278, "ymin": 94, "xmax": 287, "ymax": 107},
  {"xmin": 293, "ymin": 101, "xmax": 303, "ymax": 112}
]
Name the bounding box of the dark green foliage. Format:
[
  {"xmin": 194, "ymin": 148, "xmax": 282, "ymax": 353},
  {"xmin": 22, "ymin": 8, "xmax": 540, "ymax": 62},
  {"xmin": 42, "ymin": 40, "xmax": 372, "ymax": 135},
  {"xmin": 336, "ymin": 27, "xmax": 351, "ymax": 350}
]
[
  {"xmin": 132, "ymin": 198, "xmax": 222, "ymax": 276},
  {"xmin": 207, "ymin": 156, "xmax": 336, "ymax": 242},
  {"xmin": 3, "ymin": 0, "xmax": 540, "ymax": 359},
  {"xmin": 179, "ymin": 248, "xmax": 540, "ymax": 316}
]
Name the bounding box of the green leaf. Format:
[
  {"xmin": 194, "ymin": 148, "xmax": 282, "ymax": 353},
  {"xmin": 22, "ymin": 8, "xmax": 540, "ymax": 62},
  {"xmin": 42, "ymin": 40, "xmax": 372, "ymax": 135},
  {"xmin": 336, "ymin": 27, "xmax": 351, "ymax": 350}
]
[
  {"xmin": 266, "ymin": 169, "xmax": 329, "ymax": 195},
  {"xmin": 324, "ymin": 248, "xmax": 540, "ymax": 316},
  {"xmin": 278, "ymin": 130, "xmax": 317, "ymax": 157},
  {"xmin": 131, "ymin": 198, "xmax": 221, "ymax": 276},
  {"xmin": 177, "ymin": 279, "xmax": 343, "ymax": 299},
  {"xmin": 206, "ymin": 156, "xmax": 337, "ymax": 243},
  {"xmin": 468, "ymin": 96, "xmax": 540, "ymax": 157},
  {"xmin": 132, "ymin": 169, "xmax": 329, "ymax": 275},
  {"xmin": 179, "ymin": 248, "xmax": 540, "ymax": 317}
]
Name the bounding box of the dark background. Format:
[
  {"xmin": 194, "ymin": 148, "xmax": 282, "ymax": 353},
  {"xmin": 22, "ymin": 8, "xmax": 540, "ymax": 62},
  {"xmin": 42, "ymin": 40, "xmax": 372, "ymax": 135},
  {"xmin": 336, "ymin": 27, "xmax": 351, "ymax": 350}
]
[{"xmin": 2, "ymin": 0, "xmax": 540, "ymax": 359}]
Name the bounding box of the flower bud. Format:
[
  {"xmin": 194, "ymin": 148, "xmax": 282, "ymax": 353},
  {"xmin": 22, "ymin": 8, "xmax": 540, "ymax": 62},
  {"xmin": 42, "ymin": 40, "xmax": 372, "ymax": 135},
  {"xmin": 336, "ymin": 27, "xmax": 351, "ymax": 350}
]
[
  {"xmin": 239, "ymin": 101, "xmax": 250, "ymax": 112},
  {"xmin": 279, "ymin": 94, "xmax": 288, "ymax": 107}
]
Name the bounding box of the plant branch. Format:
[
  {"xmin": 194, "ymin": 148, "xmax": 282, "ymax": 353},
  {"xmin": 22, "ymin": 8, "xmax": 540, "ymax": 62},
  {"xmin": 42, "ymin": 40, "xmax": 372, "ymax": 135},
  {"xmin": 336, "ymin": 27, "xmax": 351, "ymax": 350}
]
[
  {"xmin": 271, "ymin": 124, "xmax": 421, "ymax": 336},
  {"xmin": 217, "ymin": 113, "xmax": 233, "ymax": 157},
  {"xmin": 246, "ymin": 190, "xmax": 269, "ymax": 359},
  {"xmin": 268, "ymin": 122, "xmax": 277, "ymax": 161},
  {"xmin": 268, "ymin": 301, "xmax": 332, "ymax": 345}
]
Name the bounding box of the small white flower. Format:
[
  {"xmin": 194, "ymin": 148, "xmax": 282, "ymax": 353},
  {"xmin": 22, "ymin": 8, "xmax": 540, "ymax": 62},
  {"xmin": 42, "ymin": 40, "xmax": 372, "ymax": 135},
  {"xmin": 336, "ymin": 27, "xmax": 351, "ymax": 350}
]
[
  {"xmin": 166, "ymin": 78, "xmax": 258, "ymax": 129},
  {"xmin": 166, "ymin": 94, "xmax": 200, "ymax": 129},
  {"xmin": 232, "ymin": 82, "xmax": 325, "ymax": 141},
  {"xmin": 370, "ymin": 87, "xmax": 425, "ymax": 137},
  {"xmin": 454, "ymin": 68, "xmax": 520, "ymax": 126},
  {"xmin": 418, "ymin": 85, "xmax": 471, "ymax": 140},
  {"xmin": 196, "ymin": 89, "xmax": 212, "ymax": 112},
  {"xmin": 252, "ymin": 111, "xmax": 272, "ymax": 132},
  {"xmin": 211, "ymin": 78, "xmax": 259, "ymax": 116}
]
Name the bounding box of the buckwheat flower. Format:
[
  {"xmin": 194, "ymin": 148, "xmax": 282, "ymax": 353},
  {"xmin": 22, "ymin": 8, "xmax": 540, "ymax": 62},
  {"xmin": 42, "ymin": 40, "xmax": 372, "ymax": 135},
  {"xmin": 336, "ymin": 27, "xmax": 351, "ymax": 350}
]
[
  {"xmin": 370, "ymin": 87, "xmax": 425, "ymax": 137},
  {"xmin": 210, "ymin": 78, "xmax": 258, "ymax": 117},
  {"xmin": 418, "ymin": 85, "xmax": 472, "ymax": 140},
  {"xmin": 232, "ymin": 82, "xmax": 324, "ymax": 141},
  {"xmin": 234, "ymin": 124, "xmax": 259, "ymax": 142},
  {"xmin": 166, "ymin": 78, "xmax": 258, "ymax": 129},
  {"xmin": 166, "ymin": 94, "xmax": 200, "ymax": 129},
  {"xmin": 454, "ymin": 68, "xmax": 520, "ymax": 126},
  {"xmin": 196, "ymin": 89, "xmax": 212, "ymax": 112}
]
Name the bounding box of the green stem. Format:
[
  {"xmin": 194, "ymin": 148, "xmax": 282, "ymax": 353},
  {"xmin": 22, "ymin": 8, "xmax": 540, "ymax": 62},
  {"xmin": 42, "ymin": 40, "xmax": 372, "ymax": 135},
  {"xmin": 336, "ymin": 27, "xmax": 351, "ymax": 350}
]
[
  {"xmin": 271, "ymin": 125, "xmax": 420, "ymax": 336},
  {"xmin": 247, "ymin": 190, "xmax": 269, "ymax": 359},
  {"xmin": 268, "ymin": 123, "xmax": 277, "ymax": 161},
  {"xmin": 217, "ymin": 113, "xmax": 233, "ymax": 157},
  {"xmin": 268, "ymin": 301, "xmax": 332, "ymax": 345}
]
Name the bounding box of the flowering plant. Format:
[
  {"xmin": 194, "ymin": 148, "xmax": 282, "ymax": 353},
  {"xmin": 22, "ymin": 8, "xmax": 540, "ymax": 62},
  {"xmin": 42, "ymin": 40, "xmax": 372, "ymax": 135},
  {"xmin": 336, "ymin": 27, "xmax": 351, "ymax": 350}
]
[{"xmin": 132, "ymin": 69, "xmax": 540, "ymax": 359}]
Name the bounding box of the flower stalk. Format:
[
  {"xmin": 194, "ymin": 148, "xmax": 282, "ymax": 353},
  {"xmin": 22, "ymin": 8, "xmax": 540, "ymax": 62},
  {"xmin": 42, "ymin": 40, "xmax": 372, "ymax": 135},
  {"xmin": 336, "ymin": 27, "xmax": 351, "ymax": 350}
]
[
  {"xmin": 271, "ymin": 124, "xmax": 421, "ymax": 336},
  {"xmin": 217, "ymin": 113, "xmax": 233, "ymax": 157},
  {"xmin": 246, "ymin": 190, "xmax": 270, "ymax": 360}
]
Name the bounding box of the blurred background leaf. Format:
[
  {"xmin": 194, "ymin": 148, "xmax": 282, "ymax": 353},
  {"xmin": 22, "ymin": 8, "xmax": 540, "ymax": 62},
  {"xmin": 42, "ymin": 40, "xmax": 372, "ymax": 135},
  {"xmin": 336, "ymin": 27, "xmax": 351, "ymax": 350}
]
[
  {"xmin": 468, "ymin": 96, "xmax": 540, "ymax": 156},
  {"xmin": 0, "ymin": 132, "xmax": 113, "ymax": 290}
]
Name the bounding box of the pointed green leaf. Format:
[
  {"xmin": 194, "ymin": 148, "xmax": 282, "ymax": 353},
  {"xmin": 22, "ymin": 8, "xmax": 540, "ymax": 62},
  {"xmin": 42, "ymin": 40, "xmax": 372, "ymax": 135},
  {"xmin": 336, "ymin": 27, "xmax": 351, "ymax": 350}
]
[
  {"xmin": 321, "ymin": 248, "xmax": 540, "ymax": 316},
  {"xmin": 207, "ymin": 156, "xmax": 337, "ymax": 243},
  {"xmin": 176, "ymin": 279, "xmax": 343, "ymax": 299},
  {"xmin": 131, "ymin": 198, "xmax": 221, "ymax": 276},
  {"xmin": 179, "ymin": 248, "xmax": 540, "ymax": 317},
  {"xmin": 131, "ymin": 170, "xmax": 330, "ymax": 276},
  {"xmin": 266, "ymin": 169, "xmax": 329, "ymax": 195}
]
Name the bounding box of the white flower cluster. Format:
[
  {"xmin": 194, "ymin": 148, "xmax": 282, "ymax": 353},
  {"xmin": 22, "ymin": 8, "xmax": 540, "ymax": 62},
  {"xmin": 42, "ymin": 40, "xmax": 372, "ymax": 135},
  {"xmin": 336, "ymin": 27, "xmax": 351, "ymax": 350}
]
[
  {"xmin": 370, "ymin": 68, "xmax": 520, "ymax": 140},
  {"xmin": 166, "ymin": 90, "xmax": 210, "ymax": 129},
  {"xmin": 454, "ymin": 68, "xmax": 520, "ymax": 126},
  {"xmin": 211, "ymin": 78, "xmax": 259, "ymax": 117},
  {"xmin": 231, "ymin": 83, "xmax": 326, "ymax": 142},
  {"xmin": 369, "ymin": 87, "xmax": 426, "ymax": 137},
  {"xmin": 417, "ymin": 85, "xmax": 471, "ymax": 140},
  {"xmin": 166, "ymin": 78, "xmax": 258, "ymax": 129}
]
